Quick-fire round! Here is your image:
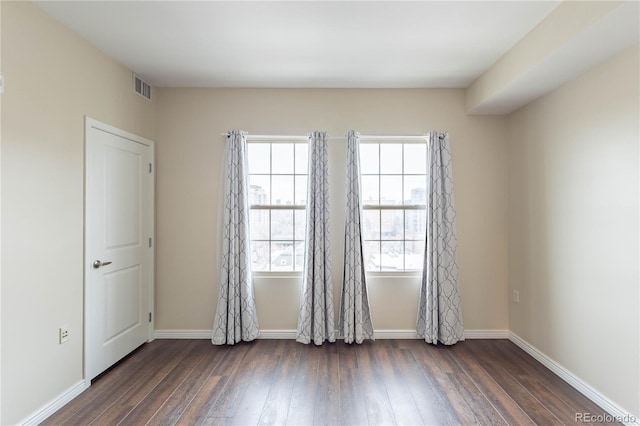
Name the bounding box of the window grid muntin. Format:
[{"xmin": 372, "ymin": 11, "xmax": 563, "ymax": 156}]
[
  {"xmin": 248, "ymin": 141, "xmax": 307, "ymax": 272},
  {"xmin": 361, "ymin": 142, "xmax": 428, "ymax": 272}
]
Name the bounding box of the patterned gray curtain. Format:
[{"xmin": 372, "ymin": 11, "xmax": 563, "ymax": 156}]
[
  {"xmin": 212, "ymin": 130, "xmax": 260, "ymax": 345},
  {"xmin": 340, "ymin": 131, "xmax": 374, "ymax": 344},
  {"xmin": 296, "ymin": 131, "xmax": 335, "ymax": 345},
  {"xmin": 417, "ymin": 132, "xmax": 464, "ymax": 345}
]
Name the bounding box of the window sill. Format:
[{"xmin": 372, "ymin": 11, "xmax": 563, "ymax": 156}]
[
  {"xmin": 252, "ymin": 271, "xmax": 303, "ymax": 279},
  {"xmin": 366, "ymin": 270, "xmax": 422, "ymax": 278}
]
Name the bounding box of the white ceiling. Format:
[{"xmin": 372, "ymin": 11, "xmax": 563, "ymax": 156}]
[{"xmin": 35, "ymin": 1, "xmax": 562, "ymax": 88}]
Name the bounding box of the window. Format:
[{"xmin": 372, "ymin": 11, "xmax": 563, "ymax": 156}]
[
  {"xmin": 360, "ymin": 142, "xmax": 427, "ymax": 271},
  {"xmin": 247, "ymin": 141, "xmax": 308, "ymax": 271}
]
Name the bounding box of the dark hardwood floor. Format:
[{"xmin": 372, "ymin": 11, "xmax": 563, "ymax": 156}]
[{"xmin": 43, "ymin": 339, "xmax": 616, "ymax": 425}]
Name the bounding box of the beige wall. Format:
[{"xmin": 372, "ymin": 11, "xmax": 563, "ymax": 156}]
[
  {"xmin": 508, "ymin": 46, "xmax": 639, "ymax": 417},
  {"xmin": 1, "ymin": 2, "xmax": 156, "ymax": 424},
  {"xmin": 155, "ymin": 88, "xmax": 509, "ymax": 333}
]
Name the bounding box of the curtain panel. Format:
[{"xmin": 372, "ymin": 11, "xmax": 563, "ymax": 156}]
[
  {"xmin": 340, "ymin": 130, "xmax": 374, "ymax": 344},
  {"xmin": 212, "ymin": 130, "xmax": 260, "ymax": 345},
  {"xmin": 416, "ymin": 131, "xmax": 464, "ymax": 345},
  {"xmin": 296, "ymin": 131, "xmax": 335, "ymax": 345}
]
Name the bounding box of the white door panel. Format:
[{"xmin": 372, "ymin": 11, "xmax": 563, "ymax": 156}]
[{"xmin": 85, "ymin": 118, "xmax": 154, "ymax": 381}]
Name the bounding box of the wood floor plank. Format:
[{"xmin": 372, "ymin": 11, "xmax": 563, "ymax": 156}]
[
  {"xmin": 338, "ymin": 342, "xmax": 369, "ymax": 426},
  {"xmin": 428, "ymin": 342, "xmax": 512, "ymax": 425},
  {"xmin": 119, "ymin": 340, "xmax": 212, "ymax": 425},
  {"xmin": 480, "ymin": 340, "xmax": 616, "ymax": 426},
  {"xmin": 145, "ymin": 346, "xmax": 234, "ymax": 426},
  {"xmin": 198, "ymin": 341, "xmax": 265, "ymax": 420},
  {"xmin": 286, "ymin": 344, "xmax": 321, "ymax": 426},
  {"xmin": 227, "ymin": 340, "xmax": 285, "ymax": 425},
  {"xmin": 46, "ymin": 338, "xmax": 619, "ymax": 426},
  {"xmin": 452, "ymin": 342, "xmax": 536, "ymax": 426},
  {"xmin": 356, "ymin": 342, "xmax": 397, "ymax": 425},
  {"xmin": 89, "ymin": 340, "xmax": 202, "ymax": 425},
  {"xmin": 174, "ymin": 343, "xmax": 252, "ymax": 425},
  {"xmin": 389, "ymin": 345, "xmax": 459, "ymax": 425},
  {"xmin": 42, "ymin": 341, "xmax": 160, "ymax": 425},
  {"xmin": 258, "ymin": 341, "xmax": 301, "ymax": 425},
  {"xmin": 53, "ymin": 340, "xmax": 188, "ymax": 426},
  {"xmin": 493, "ymin": 339, "xmax": 611, "ymax": 420},
  {"xmin": 174, "ymin": 376, "xmax": 228, "ymax": 426},
  {"xmin": 314, "ymin": 343, "xmax": 341, "ymax": 426},
  {"xmin": 375, "ymin": 340, "xmax": 424, "ymax": 426},
  {"xmin": 408, "ymin": 341, "xmax": 481, "ymax": 425},
  {"xmin": 465, "ymin": 340, "xmax": 565, "ymax": 425}
]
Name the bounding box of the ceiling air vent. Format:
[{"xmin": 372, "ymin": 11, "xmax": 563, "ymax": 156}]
[{"xmin": 133, "ymin": 73, "xmax": 151, "ymax": 100}]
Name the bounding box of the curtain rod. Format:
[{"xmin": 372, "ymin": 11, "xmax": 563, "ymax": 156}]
[
  {"xmin": 221, "ymin": 133, "xmax": 309, "ymax": 141},
  {"xmin": 358, "ymin": 134, "xmax": 428, "ymax": 141},
  {"xmin": 221, "ymin": 133, "xmax": 430, "ymax": 141}
]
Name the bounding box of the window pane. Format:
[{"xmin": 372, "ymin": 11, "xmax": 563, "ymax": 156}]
[
  {"xmin": 294, "ymin": 210, "xmax": 306, "ymax": 240},
  {"xmin": 294, "ymin": 241, "xmax": 305, "ymax": 271},
  {"xmin": 271, "ymin": 210, "xmax": 294, "ymax": 240},
  {"xmin": 249, "ymin": 175, "xmax": 270, "ymax": 205},
  {"xmin": 272, "ymin": 144, "xmax": 294, "ymax": 174},
  {"xmin": 405, "ymin": 210, "xmax": 426, "ymax": 240},
  {"xmin": 272, "ymin": 175, "xmax": 294, "ymax": 205},
  {"xmin": 380, "ymin": 144, "xmax": 402, "ymax": 174},
  {"xmin": 270, "ymin": 242, "xmax": 294, "ymax": 271},
  {"xmin": 380, "ymin": 241, "xmax": 404, "ymax": 271},
  {"xmin": 251, "ymin": 241, "xmax": 270, "ymax": 271},
  {"xmin": 404, "ymin": 144, "xmax": 427, "ymax": 174},
  {"xmin": 359, "ymin": 144, "xmax": 379, "ymax": 174},
  {"xmin": 380, "ymin": 175, "xmax": 402, "ymax": 205},
  {"xmin": 295, "ymin": 143, "xmax": 308, "ymax": 174},
  {"xmin": 248, "ymin": 143, "xmax": 270, "ymax": 174},
  {"xmin": 295, "ymin": 176, "xmax": 307, "ymax": 205},
  {"xmin": 364, "ymin": 241, "xmax": 381, "ymax": 271},
  {"xmin": 362, "ymin": 209, "xmax": 380, "ymax": 240},
  {"xmin": 361, "ymin": 175, "xmax": 379, "ymax": 205},
  {"xmin": 250, "ymin": 210, "xmax": 269, "ymax": 240},
  {"xmin": 404, "ymin": 175, "xmax": 427, "ymax": 205},
  {"xmin": 381, "ymin": 210, "xmax": 403, "ymax": 240},
  {"xmin": 405, "ymin": 241, "xmax": 425, "ymax": 270}
]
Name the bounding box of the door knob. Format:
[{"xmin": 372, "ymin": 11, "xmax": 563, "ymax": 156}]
[{"xmin": 93, "ymin": 260, "xmax": 112, "ymax": 269}]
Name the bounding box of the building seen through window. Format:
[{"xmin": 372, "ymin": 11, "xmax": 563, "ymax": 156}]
[
  {"xmin": 360, "ymin": 142, "xmax": 428, "ymax": 271},
  {"xmin": 247, "ymin": 142, "xmax": 307, "ymax": 271}
]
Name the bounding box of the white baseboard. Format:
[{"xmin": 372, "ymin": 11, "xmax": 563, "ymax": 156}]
[
  {"xmin": 374, "ymin": 329, "xmax": 419, "ymax": 339},
  {"xmin": 154, "ymin": 329, "xmax": 508, "ymax": 340},
  {"xmin": 19, "ymin": 379, "xmax": 89, "ymax": 426},
  {"xmin": 258, "ymin": 329, "xmax": 297, "ymax": 339},
  {"xmin": 508, "ymin": 332, "xmax": 639, "ymax": 426},
  {"xmin": 154, "ymin": 329, "xmax": 212, "ymax": 339},
  {"xmin": 464, "ymin": 329, "xmax": 509, "ymax": 339}
]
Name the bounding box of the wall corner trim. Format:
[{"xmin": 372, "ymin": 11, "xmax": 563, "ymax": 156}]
[
  {"xmin": 19, "ymin": 379, "xmax": 89, "ymax": 426},
  {"xmin": 508, "ymin": 332, "xmax": 639, "ymax": 426}
]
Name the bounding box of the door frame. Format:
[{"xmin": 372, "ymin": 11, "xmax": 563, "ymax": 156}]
[{"xmin": 84, "ymin": 116, "xmax": 155, "ymax": 383}]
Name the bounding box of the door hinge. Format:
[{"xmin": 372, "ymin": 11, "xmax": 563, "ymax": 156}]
[
  {"xmin": 148, "ymin": 312, "xmax": 152, "ymax": 322},
  {"xmin": 149, "ymin": 163, "xmax": 152, "ymax": 173},
  {"xmin": 149, "ymin": 237, "xmax": 152, "ymax": 248}
]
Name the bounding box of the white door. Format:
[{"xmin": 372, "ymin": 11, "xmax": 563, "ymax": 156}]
[{"xmin": 85, "ymin": 117, "xmax": 154, "ymax": 381}]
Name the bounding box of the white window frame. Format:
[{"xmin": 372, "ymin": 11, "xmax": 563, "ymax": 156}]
[
  {"xmin": 360, "ymin": 138, "xmax": 429, "ymax": 274},
  {"xmin": 247, "ymin": 137, "xmax": 308, "ymax": 275}
]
